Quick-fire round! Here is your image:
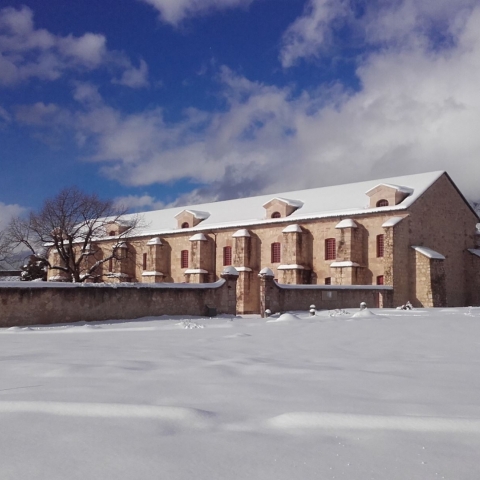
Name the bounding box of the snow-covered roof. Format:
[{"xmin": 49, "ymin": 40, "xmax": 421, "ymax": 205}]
[
  {"xmin": 335, "ymin": 219, "xmax": 358, "ymax": 229},
  {"xmin": 121, "ymin": 171, "xmax": 445, "ymax": 238},
  {"xmin": 411, "ymin": 246, "xmax": 446, "ymax": 260},
  {"xmin": 382, "ymin": 216, "xmax": 406, "ymax": 228},
  {"xmin": 282, "ymin": 224, "xmax": 302, "ymax": 233}
]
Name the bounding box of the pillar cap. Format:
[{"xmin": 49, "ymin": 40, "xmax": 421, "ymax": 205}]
[
  {"xmin": 221, "ymin": 266, "xmax": 239, "ymax": 277},
  {"xmin": 258, "ymin": 267, "xmax": 274, "ymax": 277}
]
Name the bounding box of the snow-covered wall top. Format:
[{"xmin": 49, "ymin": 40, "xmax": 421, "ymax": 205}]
[{"xmin": 124, "ymin": 171, "xmax": 445, "ymax": 237}]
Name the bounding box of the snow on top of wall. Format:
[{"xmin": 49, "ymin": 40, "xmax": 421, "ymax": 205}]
[
  {"xmin": 184, "ymin": 269, "xmax": 208, "ymax": 274},
  {"xmin": 282, "ymin": 224, "xmax": 302, "ymax": 233},
  {"xmin": 274, "ymin": 282, "xmax": 393, "ymax": 291},
  {"xmin": 468, "ymin": 249, "xmax": 480, "ymax": 258},
  {"xmin": 335, "ymin": 219, "xmax": 358, "ymax": 229},
  {"xmin": 382, "ymin": 217, "xmax": 406, "ymax": 228},
  {"xmin": 146, "ymin": 237, "xmax": 162, "ymax": 245},
  {"xmin": 259, "ymin": 267, "xmax": 274, "ymax": 276},
  {"xmin": 330, "ymin": 261, "xmax": 361, "ymax": 267},
  {"xmin": 123, "ymin": 171, "xmax": 445, "ymax": 237},
  {"xmin": 221, "ymin": 266, "xmax": 239, "ymax": 276},
  {"xmin": 0, "ymin": 280, "xmax": 226, "ymax": 289},
  {"xmin": 232, "ymin": 229, "xmax": 251, "ymax": 238},
  {"xmin": 277, "ymin": 264, "xmax": 305, "ymax": 270},
  {"xmin": 411, "ymin": 246, "xmax": 446, "ymax": 260},
  {"xmin": 189, "ymin": 233, "xmax": 207, "ymax": 242}
]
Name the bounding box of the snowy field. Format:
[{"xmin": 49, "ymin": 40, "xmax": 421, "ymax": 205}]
[{"xmin": 1, "ymin": 307, "xmax": 480, "ymax": 480}]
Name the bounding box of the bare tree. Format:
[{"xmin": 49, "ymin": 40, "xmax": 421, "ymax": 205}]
[
  {"xmin": 7, "ymin": 187, "xmax": 143, "ymax": 282},
  {"xmin": 0, "ymin": 229, "xmax": 14, "ymax": 268}
]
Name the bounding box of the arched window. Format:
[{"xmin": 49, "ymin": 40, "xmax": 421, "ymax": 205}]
[
  {"xmin": 325, "ymin": 238, "xmax": 336, "ymax": 260},
  {"xmin": 142, "ymin": 253, "xmax": 147, "ymax": 270},
  {"xmin": 223, "ymin": 246, "xmax": 232, "ymax": 266},
  {"xmin": 376, "ymin": 234, "xmax": 385, "ymax": 257},
  {"xmin": 271, "ymin": 242, "xmax": 281, "ymax": 263},
  {"xmin": 181, "ymin": 250, "xmax": 189, "ymax": 268},
  {"xmin": 271, "ymin": 212, "xmax": 281, "ymax": 218},
  {"xmin": 376, "ymin": 199, "xmax": 389, "ymax": 207},
  {"xmin": 376, "ymin": 275, "xmax": 384, "ymax": 285},
  {"xmin": 181, "ymin": 222, "xmax": 189, "ymax": 229}
]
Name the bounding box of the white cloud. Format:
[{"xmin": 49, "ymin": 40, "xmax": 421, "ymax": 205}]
[
  {"xmin": 280, "ymin": 0, "xmax": 480, "ymax": 67},
  {"xmin": 280, "ymin": 0, "xmax": 351, "ymax": 68},
  {"xmin": 140, "ymin": 0, "xmax": 255, "ymax": 25},
  {"xmin": 0, "ymin": 6, "xmax": 148, "ymax": 87},
  {"xmin": 113, "ymin": 59, "xmax": 149, "ymax": 89},
  {"xmin": 0, "ymin": 202, "xmax": 26, "ymax": 230},
  {"xmin": 13, "ymin": 3, "xmax": 480, "ymax": 204},
  {"xmin": 114, "ymin": 194, "xmax": 165, "ymax": 212}
]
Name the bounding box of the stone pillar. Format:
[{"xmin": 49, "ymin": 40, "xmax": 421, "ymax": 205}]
[
  {"xmin": 232, "ymin": 229, "xmax": 259, "ymax": 314},
  {"xmin": 185, "ymin": 233, "xmax": 211, "ymax": 283},
  {"xmin": 142, "ymin": 237, "xmax": 167, "ymax": 283},
  {"xmin": 331, "ymin": 219, "xmax": 362, "ymax": 285},
  {"xmin": 258, "ymin": 267, "xmax": 280, "ymax": 317},
  {"xmin": 279, "ymin": 224, "xmax": 307, "ymax": 284},
  {"xmin": 220, "ymin": 266, "xmax": 239, "ymax": 315}
]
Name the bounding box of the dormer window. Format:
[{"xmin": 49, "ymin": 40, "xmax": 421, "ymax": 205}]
[
  {"xmin": 365, "ymin": 184, "xmax": 413, "ymax": 208},
  {"xmin": 175, "ymin": 209, "xmax": 210, "ymax": 229},
  {"xmin": 263, "ymin": 197, "xmax": 303, "ymax": 219}
]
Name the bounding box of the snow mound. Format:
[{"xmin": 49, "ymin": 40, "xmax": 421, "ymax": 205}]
[
  {"xmin": 176, "ymin": 320, "xmax": 205, "ymax": 329},
  {"xmin": 224, "ymin": 333, "xmax": 251, "ymax": 338},
  {"xmin": 267, "ymin": 313, "xmax": 302, "ymax": 322},
  {"xmin": 352, "ymin": 308, "xmax": 378, "ymax": 318}
]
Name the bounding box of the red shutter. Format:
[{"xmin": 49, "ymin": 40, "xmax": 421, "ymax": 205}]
[
  {"xmin": 271, "ymin": 242, "xmax": 281, "ymax": 263},
  {"xmin": 181, "ymin": 250, "xmax": 189, "ymax": 268},
  {"xmin": 325, "ymin": 238, "xmax": 336, "ymax": 260},
  {"xmin": 377, "ymin": 234, "xmax": 385, "ymax": 257},
  {"xmin": 223, "ymin": 246, "xmax": 232, "ymax": 266}
]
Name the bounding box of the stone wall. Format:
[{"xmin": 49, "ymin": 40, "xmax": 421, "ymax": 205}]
[
  {"xmin": 0, "ymin": 273, "xmax": 238, "ymax": 328},
  {"xmin": 259, "ymin": 274, "xmax": 393, "ymax": 317}
]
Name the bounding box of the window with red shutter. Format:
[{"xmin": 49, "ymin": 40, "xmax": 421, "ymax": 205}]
[
  {"xmin": 325, "ymin": 277, "xmax": 331, "ymax": 285},
  {"xmin": 181, "ymin": 250, "xmax": 189, "ymax": 268},
  {"xmin": 271, "ymin": 242, "xmax": 281, "ymax": 263},
  {"xmin": 376, "ymin": 275, "xmax": 384, "ymax": 285},
  {"xmin": 223, "ymin": 246, "xmax": 232, "ymax": 266},
  {"xmin": 325, "ymin": 238, "xmax": 336, "ymax": 260},
  {"xmin": 108, "ymin": 258, "xmax": 113, "ymax": 272},
  {"xmin": 377, "ymin": 234, "xmax": 385, "ymax": 257},
  {"xmin": 142, "ymin": 253, "xmax": 147, "ymax": 270}
]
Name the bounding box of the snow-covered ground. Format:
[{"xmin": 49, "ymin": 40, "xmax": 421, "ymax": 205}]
[{"xmin": 1, "ymin": 307, "xmax": 479, "ymax": 480}]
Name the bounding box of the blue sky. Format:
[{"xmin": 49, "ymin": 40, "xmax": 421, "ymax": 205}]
[{"xmin": 1, "ymin": 0, "xmax": 480, "ymax": 224}]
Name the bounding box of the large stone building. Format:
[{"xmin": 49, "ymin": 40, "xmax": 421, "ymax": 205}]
[{"xmin": 48, "ymin": 171, "xmax": 480, "ymax": 312}]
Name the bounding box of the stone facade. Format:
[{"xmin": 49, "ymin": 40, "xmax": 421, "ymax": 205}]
[{"xmin": 47, "ymin": 171, "xmax": 480, "ymax": 312}]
